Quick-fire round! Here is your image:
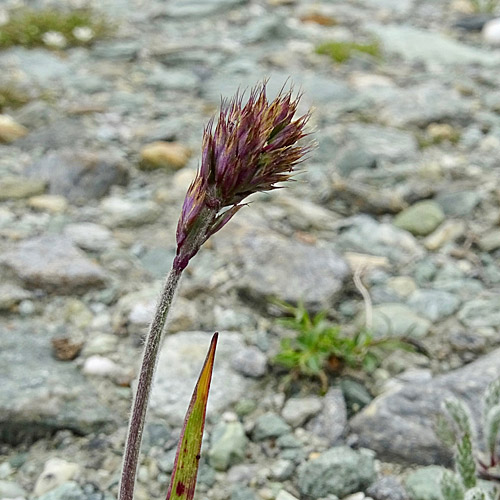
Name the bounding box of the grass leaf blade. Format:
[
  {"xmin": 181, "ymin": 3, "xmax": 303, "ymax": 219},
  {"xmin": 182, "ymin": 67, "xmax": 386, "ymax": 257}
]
[{"xmin": 166, "ymin": 332, "xmax": 218, "ymax": 500}]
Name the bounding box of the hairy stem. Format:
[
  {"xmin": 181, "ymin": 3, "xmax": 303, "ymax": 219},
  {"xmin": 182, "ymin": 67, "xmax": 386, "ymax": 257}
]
[{"xmin": 118, "ymin": 267, "xmax": 182, "ymax": 500}]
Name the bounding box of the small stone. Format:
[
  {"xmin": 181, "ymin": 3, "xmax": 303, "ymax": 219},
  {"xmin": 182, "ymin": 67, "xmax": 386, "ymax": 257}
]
[
  {"xmin": 101, "ymin": 197, "xmax": 161, "ymax": 228},
  {"xmin": 366, "ymin": 476, "xmax": 409, "ymax": 500},
  {"xmin": 64, "ymin": 223, "xmax": 115, "ymax": 252},
  {"xmin": 359, "ymin": 303, "xmax": 431, "ymax": 338},
  {"xmin": 51, "ymin": 337, "xmax": 84, "ymax": 361},
  {"xmin": 408, "ymin": 289, "xmax": 461, "ymax": 322},
  {"xmin": 386, "ymin": 276, "xmax": 417, "ymax": 298},
  {"xmin": 0, "ymin": 284, "xmax": 31, "ymax": 311},
  {"xmin": 424, "ymin": 220, "xmax": 466, "ymax": 251},
  {"xmin": 341, "ymin": 379, "xmax": 373, "ymax": 414},
  {"xmin": 282, "ymin": 396, "xmax": 322, "ymax": 427},
  {"xmin": 0, "ymin": 115, "xmax": 28, "ymax": 143},
  {"xmin": 231, "ymin": 486, "xmax": 257, "ymax": 500},
  {"xmin": 36, "ymin": 481, "xmax": 86, "ymax": 500},
  {"xmin": 139, "ymin": 141, "xmax": 191, "ymax": 170},
  {"xmin": 1, "ymin": 235, "xmax": 108, "ymax": 294},
  {"xmin": 306, "ymin": 388, "xmax": 347, "ymax": 443},
  {"xmin": 231, "ymin": 346, "xmax": 267, "ymax": 378},
  {"xmin": 33, "ymin": 459, "xmax": 80, "ymax": 496},
  {"xmin": 435, "ymin": 190, "xmax": 480, "ymax": 217},
  {"xmin": 297, "ymin": 447, "xmax": 376, "ymax": 499},
  {"xmin": 478, "ymin": 229, "xmax": 500, "ymax": 252},
  {"xmin": 483, "ymin": 18, "xmax": 500, "ymax": 45},
  {"xmin": 404, "ymin": 466, "xmax": 446, "ymax": 500},
  {"xmin": 83, "ymin": 355, "xmax": 120, "ymax": 378},
  {"xmin": 426, "ymin": 123, "xmax": 458, "ymax": 143},
  {"xmin": 252, "ymin": 413, "xmax": 291, "ymax": 441},
  {"xmin": 209, "ymin": 421, "xmax": 247, "ymax": 471},
  {"xmin": 270, "ymin": 459, "xmax": 295, "ymax": 481},
  {"xmin": 82, "ymin": 334, "xmax": 119, "ymax": 356},
  {"xmin": 0, "ymin": 177, "xmax": 47, "ymax": 201},
  {"xmin": 276, "ymin": 491, "xmax": 299, "ymax": 500},
  {"xmin": 0, "ymin": 479, "xmax": 27, "ymax": 498},
  {"xmin": 394, "ymin": 201, "xmax": 445, "ymax": 236},
  {"xmin": 344, "ymin": 494, "xmax": 366, "ymax": 500},
  {"xmin": 28, "ymin": 194, "xmax": 68, "ymax": 213}
]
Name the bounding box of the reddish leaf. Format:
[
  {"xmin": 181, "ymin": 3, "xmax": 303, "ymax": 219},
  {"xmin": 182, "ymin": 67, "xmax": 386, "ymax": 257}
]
[{"xmin": 166, "ymin": 332, "xmax": 218, "ymax": 500}]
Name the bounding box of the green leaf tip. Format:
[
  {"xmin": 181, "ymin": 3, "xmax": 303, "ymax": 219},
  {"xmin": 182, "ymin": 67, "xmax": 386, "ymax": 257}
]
[{"xmin": 166, "ymin": 332, "xmax": 218, "ymax": 500}]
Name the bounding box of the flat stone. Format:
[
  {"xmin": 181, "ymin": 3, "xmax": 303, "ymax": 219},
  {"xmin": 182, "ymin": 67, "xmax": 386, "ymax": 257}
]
[
  {"xmin": 64, "ymin": 222, "xmax": 115, "ymax": 252},
  {"xmin": 231, "ymin": 346, "xmax": 267, "ymax": 378},
  {"xmin": 0, "ymin": 284, "xmax": 31, "ymax": 311},
  {"xmin": 366, "ymin": 476, "xmax": 409, "ymax": 500},
  {"xmin": 164, "ymin": 0, "xmax": 248, "ymax": 17},
  {"xmin": 359, "ymin": 303, "xmax": 431, "ymax": 338},
  {"xmin": 209, "ymin": 420, "xmax": 247, "ymax": 471},
  {"xmin": 483, "ymin": 18, "xmax": 500, "ymax": 45},
  {"xmin": 297, "ymin": 447, "xmax": 376, "ymax": 499},
  {"xmin": 213, "ymin": 224, "xmax": 350, "ymax": 311},
  {"xmin": 101, "ymin": 197, "xmax": 161, "ymax": 227},
  {"xmin": 305, "ymin": 388, "xmax": 347, "ymax": 444},
  {"xmin": 407, "ymin": 289, "xmax": 461, "ymax": 322},
  {"xmin": 1, "ymin": 235, "xmax": 108, "ymax": 294},
  {"xmin": 0, "ymin": 114, "xmax": 28, "ymax": 143},
  {"xmin": 457, "ymin": 296, "xmax": 500, "ymax": 328},
  {"xmin": 350, "ymin": 347, "xmax": 500, "ymax": 465},
  {"xmin": 150, "ymin": 331, "xmax": 256, "ymax": 426},
  {"xmin": 139, "ymin": 141, "xmax": 191, "ymax": 170},
  {"xmin": 368, "ymin": 24, "xmax": 500, "ymax": 67},
  {"xmin": 0, "ymin": 320, "xmax": 115, "ymax": 444},
  {"xmin": 337, "ymin": 215, "xmax": 423, "ymax": 265},
  {"xmin": 394, "ymin": 201, "xmax": 445, "ymax": 237},
  {"xmin": 435, "ymin": 190, "xmax": 481, "ymax": 217},
  {"xmin": 342, "ymin": 124, "xmax": 418, "ymax": 164},
  {"xmin": 478, "ymin": 229, "xmax": 500, "ymax": 252},
  {"xmin": 404, "ymin": 466, "xmax": 446, "ymax": 500},
  {"xmin": 26, "ymin": 149, "xmax": 129, "ymax": 203},
  {"xmin": 0, "ymin": 176, "xmax": 46, "ymax": 201},
  {"xmin": 28, "ymin": 194, "xmax": 68, "ymax": 213},
  {"xmin": 34, "ymin": 458, "xmax": 79, "ymax": 496},
  {"xmin": 35, "ymin": 481, "xmax": 86, "ymax": 500},
  {"xmin": 282, "ymin": 396, "xmax": 323, "ymax": 427},
  {"xmin": 0, "ymin": 480, "xmax": 27, "ymax": 498},
  {"xmin": 252, "ymin": 412, "xmax": 291, "ymax": 441}
]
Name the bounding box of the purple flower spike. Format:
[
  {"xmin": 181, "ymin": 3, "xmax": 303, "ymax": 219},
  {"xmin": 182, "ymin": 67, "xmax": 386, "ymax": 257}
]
[{"xmin": 173, "ymin": 82, "xmax": 311, "ymax": 272}]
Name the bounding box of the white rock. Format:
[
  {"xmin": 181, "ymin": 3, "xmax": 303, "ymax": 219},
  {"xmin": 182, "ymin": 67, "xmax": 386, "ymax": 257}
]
[
  {"xmin": 64, "ymin": 222, "xmax": 114, "ymax": 252},
  {"xmin": 33, "ymin": 458, "xmax": 79, "ymax": 496},
  {"xmin": 276, "ymin": 490, "xmax": 300, "ymax": 500},
  {"xmin": 83, "ymin": 355, "xmax": 119, "ymax": 377},
  {"xmin": 483, "ymin": 18, "xmax": 500, "ymax": 45}
]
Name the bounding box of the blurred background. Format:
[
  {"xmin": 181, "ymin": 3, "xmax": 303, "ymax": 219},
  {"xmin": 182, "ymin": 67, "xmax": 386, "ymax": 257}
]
[{"xmin": 1, "ymin": 0, "xmax": 500, "ymax": 499}]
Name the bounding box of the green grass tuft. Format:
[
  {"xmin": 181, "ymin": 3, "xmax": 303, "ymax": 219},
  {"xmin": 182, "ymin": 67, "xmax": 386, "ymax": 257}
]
[
  {"xmin": 315, "ymin": 40, "xmax": 381, "ymax": 63},
  {"xmin": 0, "ymin": 7, "xmax": 113, "ymax": 50}
]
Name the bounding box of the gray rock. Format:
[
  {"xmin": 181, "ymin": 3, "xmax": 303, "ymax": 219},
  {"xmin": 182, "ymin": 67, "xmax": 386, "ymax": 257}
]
[
  {"xmin": 282, "ymin": 396, "xmax": 322, "ymax": 427},
  {"xmin": 231, "ymin": 486, "xmax": 257, "ymax": 500},
  {"xmin": 150, "ymin": 332, "xmax": 256, "ymax": 426},
  {"xmin": 376, "ymin": 83, "xmax": 471, "ymax": 128},
  {"xmin": 478, "ymin": 229, "xmax": 500, "ymax": 252},
  {"xmin": 366, "ymin": 476, "xmax": 409, "ymax": 500},
  {"xmin": 214, "ymin": 224, "xmax": 350, "ymax": 311},
  {"xmin": 231, "ymin": 346, "xmax": 267, "ymax": 378},
  {"xmin": 64, "ymin": 223, "xmax": 115, "ymax": 253},
  {"xmin": 145, "ymin": 67, "xmax": 199, "ymax": 92},
  {"xmin": 340, "ymin": 380, "xmax": 373, "ymax": 414},
  {"xmin": 368, "ymin": 24, "xmax": 500, "ymax": 66},
  {"xmin": 407, "ymin": 289, "xmax": 461, "ymax": 322},
  {"xmin": 36, "ymin": 481, "xmax": 86, "ymax": 500},
  {"xmin": 101, "ymin": 197, "xmax": 161, "ymax": 228},
  {"xmin": 0, "ymin": 176, "xmax": 46, "ymax": 200},
  {"xmin": 0, "ymin": 320, "xmax": 114, "ymax": 445},
  {"xmin": 270, "ymin": 459, "xmax": 295, "ymax": 481},
  {"xmin": 26, "ymin": 149, "xmax": 129, "ymax": 203},
  {"xmin": 164, "ymin": 0, "xmax": 248, "ymax": 17},
  {"xmin": 209, "ymin": 421, "xmax": 247, "ymax": 471},
  {"xmin": 458, "ymin": 297, "xmax": 500, "ymax": 328},
  {"xmin": 0, "ymin": 479, "xmax": 27, "ymax": 498},
  {"xmin": 335, "ymin": 146, "xmax": 378, "ymax": 177},
  {"xmin": 306, "ymin": 388, "xmax": 347, "ymax": 444},
  {"xmin": 350, "ymin": 347, "xmax": 500, "ymax": 465},
  {"xmin": 359, "ymin": 303, "xmax": 431, "ymax": 338},
  {"xmin": 92, "ymin": 41, "xmax": 140, "ymax": 61},
  {"xmin": 1, "ymin": 235, "xmax": 108, "ymax": 294},
  {"xmin": 252, "ymin": 412, "xmax": 291, "ymax": 441},
  {"xmin": 404, "ymin": 466, "xmax": 446, "ymax": 500},
  {"xmin": 393, "ymin": 201, "xmax": 445, "ymax": 236},
  {"xmin": 297, "ymin": 447, "xmax": 376, "ymax": 499},
  {"xmin": 0, "ymin": 284, "xmax": 31, "ymax": 311},
  {"xmin": 435, "ymin": 190, "xmax": 481, "ymax": 217},
  {"xmin": 342, "ymin": 124, "xmax": 418, "ymax": 164},
  {"xmin": 337, "ymin": 215, "xmax": 423, "ymax": 264}
]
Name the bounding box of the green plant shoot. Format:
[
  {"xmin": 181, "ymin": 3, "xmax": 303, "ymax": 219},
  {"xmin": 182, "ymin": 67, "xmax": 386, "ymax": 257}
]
[{"xmin": 165, "ymin": 333, "xmax": 218, "ymax": 500}]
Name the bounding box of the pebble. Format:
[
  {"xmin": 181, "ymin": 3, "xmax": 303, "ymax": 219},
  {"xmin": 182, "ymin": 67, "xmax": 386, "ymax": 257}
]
[
  {"xmin": 423, "ymin": 220, "xmax": 466, "ymax": 251},
  {"xmin": 393, "ymin": 201, "xmax": 445, "ymax": 237},
  {"xmin": 33, "ymin": 459, "xmax": 80, "ymax": 496},
  {"xmin": 64, "ymin": 222, "xmax": 115, "ymax": 252},
  {"xmin": 366, "ymin": 476, "xmax": 409, "ymax": 500},
  {"xmin": 28, "ymin": 194, "xmax": 68, "ymax": 213},
  {"xmin": 35, "ymin": 481, "xmax": 86, "ymax": 500},
  {"xmin": 282, "ymin": 396, "xmax": 322, "ymax": 427},
  {"xmin": 231, "ymin": 346, "xmax": 268, "ymax": 378},
  {"xmin": 209, "ymin": 421, "xmax": 248, "ymax": 471},
  {"xmin": 404, "ymin": 466, "xmax": 445, "ymax": 500},
  {"xmin": 0, "ymin": 115, "xmax": 28, "ymax": 143},
  {"xmin": 82, "ymin": 355, "xmax": 120, "ymax": 378},
  {"xmin": 0, "ymin": 177, "xmax": 47, "ymax": 201},
  {"xmin": 482, "ymin": 18, "xmax": 500, "ymax": 45},
  {"xmin": 101, "ymin": 197, "xmax": 161, "ymax": 228},
  {"xmin": 139, "ymin": 141, "xmax": 191, "ymax": 170},
  {"xmin": 0, "ymin": 479, "xmax": 27, "ymax": 499},
  {"xmin": 252, "ymin": 413, "xmax": 291, "ymax": 441}
]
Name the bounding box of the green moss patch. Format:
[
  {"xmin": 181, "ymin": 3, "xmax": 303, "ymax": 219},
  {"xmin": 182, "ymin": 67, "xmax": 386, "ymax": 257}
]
[
  {"xmin": 315, "ymin": 40, "xmax": 381, "ymax": 63},
  {"xmin": 0, "ymin": 8, "xmax": 113, "ymax": 50}
]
